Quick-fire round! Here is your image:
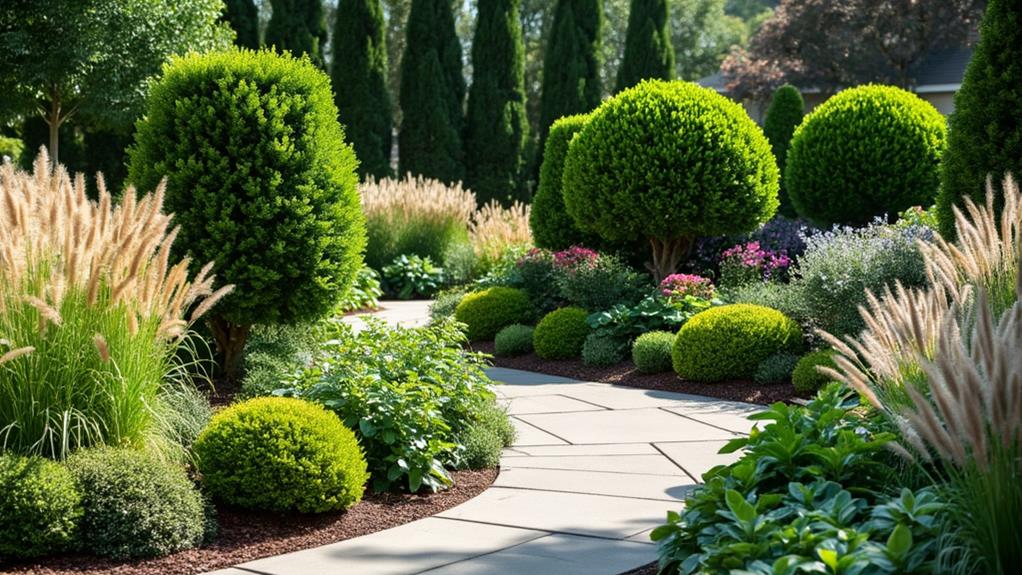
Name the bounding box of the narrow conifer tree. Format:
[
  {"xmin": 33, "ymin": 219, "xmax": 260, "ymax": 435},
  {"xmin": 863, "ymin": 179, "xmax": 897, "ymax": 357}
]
[
  {"xmin": 538, "ymin": 0, "xmax": 603, "ymax": 147},
  {"xmin": 465, "ymin": 0, "xmax": 529, "ymax": 205},
  {"xmin": 265, "ymin": 0, "xmax": 327, "ymax": 68},
  {"xmin": 223, "ymin": 0, "xmax": 260, "ymax": 49},
  {"xmin": 763, "ymin": 84, "xmax": 804, "ymax": 218},
  {"xmin": 334, "ymin": 0, "xmax": 393, "ymax": 179},
  {"xmin": 398, "ymin": 0, "xmax": 466, "ymax": 184},
  {"xmin": 616, "ymin": 0, "xmax": 674, "ymax": 92}
]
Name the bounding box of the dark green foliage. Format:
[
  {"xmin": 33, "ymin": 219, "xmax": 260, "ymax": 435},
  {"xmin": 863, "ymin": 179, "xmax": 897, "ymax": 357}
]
[
  {"xmin": 223, "ymin": 0, "xmax": 260, "ymax": 48},
  {"xmin": 0, "ymin": 455, "xmax": 81, "ymax": 558},
  {"xmin": 762, "ymin": 84, "xmax": 804, "ymax": 218},
  {"xmin": 556, "ymin": 254, "xmax": 648, "ymax": 311},
  {"xmin": 381, "ymin": 254, "xmax": 446, "ymax": 299},
  {"xmin": 429, "ymin": 287, "xmax": 470, "ymax": 323},
  {"xmin": 582, "ymin": 332, "xmax": 624, "ymax": 366},
  {"xmin": 538, "ymin": 0, "xmax": 603, "ymax": 146},
  {"xmin": 494, "ymin": 324, "xmax": 536, "ymax": 356},
  {"xmin": 588, "ymin": 293, "xmax": 710, "ymax": 347},
  {"xmin": 616, "ymin": 0, "xmax": 674, "ymax": 92},
  {"xmin": 195, "ymin": 397, "xmax": 368, "ymax": 513},
  {"xmin": 673, "ymin": 304, "xmax": 804, "ymax": 382},
  {"xmin": 510, "ymin": 248, "xmax": 565, "ymax": 314},
  {"xmin": 334, "ymin": 0, "xmax": 393, "ymax": 179},
  {"xmin": 68, "ymin": 448, "xmax": 206, "ymax": 559},
  {"xmin": 399, "ymin": 0, "xmax": 466, "ymax": 183},
  {"xmin": 792, "ymin": 349, "xmax": 837, "ymax": 395},
  {"xmin": 786, "ymin": 85, "xmax": 947, "ymax": 228},
  {"xmin": 239, "ymin": 323, "xmax": 320, "ymax": 398},
  {"xmin": 457, "ymin": 401, "xmax": 516, "ymax": 469},
  {"xmin": 562, "ymin": 80, "xmax": 778, "ymax": 280},
  {"xmin": 753, "ymin": 352, "xmax": 800, "ymax": 385},
  {"xmin": 938, "ymin": 0, "xmax": 1022, "ymax": 238},
  {"xmin": 631, "ymin": 330, "xmax": 675, "ymax": 374},
  {"xmin": 265, "ymin": 0, "xmax": 327, "ymax": 68},
  {"xmin": 533, "ymin": 306, "xmax": 591, "ymax": 359},
  {"xmin": 465, "ymin": 0, "xmax": 529, "ymax": 205},
  {"xmin": 454, "ymin": 287, "xmax": 535, "ymax": 340}
]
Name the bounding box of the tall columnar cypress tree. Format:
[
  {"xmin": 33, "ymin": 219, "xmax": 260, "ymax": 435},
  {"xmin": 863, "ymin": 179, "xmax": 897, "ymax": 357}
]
[
  {"xmin": 223, "ymin": 0, "xmax": 260, "ymax": 49},
  {"xmin": 465, "ymin": 0, "xmax": 529, "ymax": 205},
  {"xmin": 333, "ymin": 0, "xmax": 393, "ymax": 179},
  {"xmin": 763, "ymin": 84, "xmax": 804, "ymax": 218},
  {"xmin": 938, "ymin": 0, "xmax": 1022, "ymax": 238},
  {"xmin": 538, "ymin": 0, "xmax": 603, "ymax": 147},
  {"xmin": 265, "ymin": 0, "xmax": 327, "ymax": 68},
  {"xmin": 616, "ymin": 0, "xmax": 674, "ymax": 92},
  {"xmin": 398, "ymin": 0, "xmax": 466, "ymax": 184}
]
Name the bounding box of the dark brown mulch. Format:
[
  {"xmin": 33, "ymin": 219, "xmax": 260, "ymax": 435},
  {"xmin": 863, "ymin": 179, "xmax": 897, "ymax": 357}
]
[
  {"xmin": 472, "ymin": 342, "xmax": 801, "ymax": 406},
  {"xmin": 620, "ymin": 562, "xmax": 659, "ymax": 575},
  {"xmin": 1, "ymin": 469, "xmax": 497, "ymax": 575}
]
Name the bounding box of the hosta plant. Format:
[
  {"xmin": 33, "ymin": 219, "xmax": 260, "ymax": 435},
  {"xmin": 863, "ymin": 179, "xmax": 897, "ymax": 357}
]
[{"xmin": 382, "ymin": 254, "xmax": 445, "ymax": 299}]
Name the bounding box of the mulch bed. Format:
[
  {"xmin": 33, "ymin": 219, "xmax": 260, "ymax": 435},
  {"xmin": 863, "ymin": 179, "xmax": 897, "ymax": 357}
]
[
  {"xmin": 620, "ymin": 562, "xmax": 659, "ymax": 575},
  {"xmin": 1, "ymin": 469, "xmax": 497, "ymax": 575},
  {"xmin": 472, "ymin": 342, "xmax": 802, "ymax": 406}
]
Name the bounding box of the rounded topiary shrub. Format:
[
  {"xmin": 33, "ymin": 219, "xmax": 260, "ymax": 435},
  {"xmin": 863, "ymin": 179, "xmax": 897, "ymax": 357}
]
[
  {"xmin": 0, "ymin": 455, "xmax": 81, "ymax": 559},
  {"xmin": 786, "ymin": 85, "xmax": 947, "ymax": 227},
  {"xmin": 68, "ymin": 448, "xmax": 205, "ymax": 559},
  {"xmin": 194, "ymin": 397, "xmax": 368, "ymax": 514},
  {"xmin": 632, "ymin": 331, "xmax": 675, "ymax": 374},
  {"xmin": 754, "ymin": 353, "xmax": 800, "ymax": 385},
  {"xmin": 494, "ymin": 324, "xmax": 535, "ymax": 357},
  {"xmin": 454, "ymin": 287, "xmax": 534, "ymax": 341},
  {"xmin": 792, "ymin": 350, "xmax": 837, "ymax": 395},
  {"xmin": 531, "ymin": 114, "xmax": 597, "ymax": 250},
  {"xmin": 581, "ymin": 333, "xmax": 623, "ymax": 367},
  {"xmin": 673, "ymin": 304, "xmax": 804, "ymax": 382},
  {"xmin": 533, "ymin": 306, "xmax": 590, "ymax": 360}
]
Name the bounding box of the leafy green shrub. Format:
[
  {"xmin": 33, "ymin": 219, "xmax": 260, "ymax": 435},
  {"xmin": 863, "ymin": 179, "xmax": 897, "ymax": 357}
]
[
  {"xmin": 429, "ymin": 287, "xmax": 470, "ymax": 324},
  {"xmin": 562, "ymin": 79, "xmax": 778, "ymax": 280},
  {"xmin": 454, "ymin": 287, "xmax": 534, "ymax": 341},
  {"xmin": 0, "ymin": 455, "xmax": 81, "ymax": 558},
  {"xmin": 763, "ymin": 84, "xmax": 804, "ymax": 218},
  {"xmin": 0, "ymin": 136, "xmax": 23, "ymax": 164},
  {"xmin": 582, "ymin": 333, "xmax": 624, "ymax": 367},
  {"xmin": 531, "ymin": 114, "xmax": 596, "ymax": 250},
  {"xmin": 786, "ymin": 85, "xmax": 947, "ymax": 227},
  {"xmin": 494, "ymin": 324, "xmax": 535, "ymax": 357},
  {"xmin": 457, "ymin": 401, "xmax": 516, "ymax": 469},
  {"xmin": 68, "ymin": 448, "xmax": 205, "ymax": 559},
  {"xmin": 534, "ymin": 306, "xmax": 591, "ymax": 360},
  {"xmin": 588, "ymin": 294, "xmax": 711, "ymax": 350},
  {"xmin": 129, "ymin": 48, "xmax": 366, "ymax": 377},
  {"xmin": 557, "ymin": 253, "xmax": 647, "ymax": 312},
  {"xmin": 382, "ymin": 254, "xmax": 446, "ymax": 299},
  {"xmin": 673, "ymin": 304, "xmax": 804, "ymax": 382},
  {"xmin": 792, "ymin": 350, "xmax": 837, "ymax": 395},
  {"xmin": 239, "ymin": 323, "xmax": 318, "ymax": 397},
  {"xmin": 753, "ymin": 353, "xmax": 800, "ymax": 385},
  {"xmin": 511, "ymin": 248, "xmax": 565, "ymax": 314},
  {"xmin": 194, "ymin": 397, "xmax": 367, "ymax": 513},
  {"xmin": 338, "ymin": 266, "xmax": 383, "ymax": 312},
  {"xmin": 632, "ymin": 330, "xmax": 675, "ymax": 374}
]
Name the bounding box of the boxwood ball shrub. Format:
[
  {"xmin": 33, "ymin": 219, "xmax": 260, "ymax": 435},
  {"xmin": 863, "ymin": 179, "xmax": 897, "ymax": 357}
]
[
  {"xmin": 0, "ymin": 455, "xmax": 81, "ymax": 558},
  {"xmin": 531, "ymin": 114, "xmax": 598, "ymax": 250},
  {"xmin": 673, "ymin": 304, "xmax": 804, "ymax": 382},
  {"xmin": 454, "ymin": 287, "xmax": 534, "ymax": 341},
  {"xmin": 128, "ymin": 49, "xmax": 366, "ymax": 378},
  {"xmin": 533, "ymin": 306, "xmax": 591, "ymax": 360},
  {"xmin": 494, "ymin": 324, "xmax": 535, "ymax": 357},
  {"xmin": 632, "ymin": 330, "xmax": 675, "ymax": 374},
  {"xmin": 582, "ymin": 333, "xmax": 624, "ymax": 367},
  {"xmin": 785, "ymin": 85, "xmax": 947, "ymax": 227},
  {"xmin": 194, "ymin": 397, "xmax": 368, "ymax": 513},
  {"xmin": 792, "ymin": 350, "xmax": 837, "ymax": 395},
  {"xmin": 754, "ymin": 353, "xmax": 800, "ymax": 385},
  {"xmin": 68, "ymin": 448, "xmax": 205, "ymax": 559},
  {"xmin": 562, "ymin": 80, "xmax": 779, "ymax": 281}
]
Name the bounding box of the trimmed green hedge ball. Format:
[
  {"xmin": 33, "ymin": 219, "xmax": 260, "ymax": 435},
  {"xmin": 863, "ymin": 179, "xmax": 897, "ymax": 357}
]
[
  {"xmin": 792, "ymin": 350, "xmax": 838, "ymax": 395},
  {"xmin": 454, "ymin": 287, "xmax": 534, "ymax": 341},
  {"xmin": 533, "ymin": 307, "xmax": 591, "ymax": 360}
]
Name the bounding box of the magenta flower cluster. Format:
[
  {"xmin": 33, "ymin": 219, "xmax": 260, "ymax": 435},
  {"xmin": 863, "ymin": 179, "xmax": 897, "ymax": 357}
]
[
  {"xmin": 552, "ymin": 246, "xmax": 599, "ymax": 270},
  {"xmin": 720, "ymin": 241, "xmax": 792, "ymax": 281},
  {"xmin": 659, "ymin": 274, "xmax": 715, "ymax": 300}
]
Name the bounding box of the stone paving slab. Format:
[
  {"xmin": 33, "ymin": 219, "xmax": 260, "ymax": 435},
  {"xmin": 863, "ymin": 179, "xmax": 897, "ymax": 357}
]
[
  {"xmin": 486, "ymin": 367, "xmax": 581, "ymax": 385},
  {"xmin": 503, "ymin": 394, "xmax": 608, "ymax": 415},
  {"xmin": 518, "ymin": 407, "xmax": 738, "ymax": 444},
  {"xmin": 494, "ymin": 467, "xmax": 695, "ymax": 502},
  {"xmin": 501, "ymin": 443, "xmax": 661, "ymax": 457},
  {"xmin": 342, "ymin": 300, "xmax": 433, "ymax": 333},
  {"xmin": 510, "ymin": 417, "xmax": 570, "ymax": 446},
  {"xmin": 554, "ymin": 385, "xmax": 716, "ymax": 410},
  {"xmin": 662, "ymin": 403, "xmax": 761, "ymax": 434},
  {"xmin": 491, "ymin": 381, "xmax": 606, "ymax": 398},
  {"xmin": 501, "ymin": 453, "xmax": 684, "ymax": 475},
  {"xmin": 654, "ymin": 440, "xmax": 745, "ymax": 482}
]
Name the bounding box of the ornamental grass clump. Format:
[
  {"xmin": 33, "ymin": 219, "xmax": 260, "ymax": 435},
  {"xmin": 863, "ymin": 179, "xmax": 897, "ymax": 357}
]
[
  {"xmin": 469, "ymin": 200, "xmax": 532, "ymax": 273},
  {"xmin": 0, "ymin": 152, "xmax": 231, "ymax": 459}
]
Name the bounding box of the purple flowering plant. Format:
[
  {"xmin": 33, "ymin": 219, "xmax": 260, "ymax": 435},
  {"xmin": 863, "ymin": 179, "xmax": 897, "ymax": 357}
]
[
  {"xmin": 719, "ymin": 241, "xmax": 792, "ymax": 286},
  {"xmin": 659, "ymin": 273, "xmax": 715, "ymax": 301},
  {"xmin": 552, "ymin": 246, "xmax": 599, "ymax": 270}
]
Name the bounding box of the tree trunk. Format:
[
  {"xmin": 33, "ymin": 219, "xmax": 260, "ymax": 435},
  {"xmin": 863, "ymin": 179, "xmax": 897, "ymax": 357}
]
[
  {"xmin": 647, "ymin": 236, "xmax": 692, "ymax": 284},
  {"xmin": 209, "ymin": 316, "xmax": 251, "ymax": 383},
  {"xmin": 47, "ymin": 96, "xmax": 60, "ymax": 166}
]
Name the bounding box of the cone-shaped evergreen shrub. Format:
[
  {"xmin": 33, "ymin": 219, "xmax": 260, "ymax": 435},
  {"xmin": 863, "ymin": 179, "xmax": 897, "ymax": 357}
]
[
  {"xmin": 334, "ymin": 0, "xmax": 394, "ymax": 179},
  {"xmin": 265, "ymin": 0, "xmax": 327, "ymax": 68},
  {"xmin": 398, "ymin": 0, "xmax": 466, "ymax": 184},
  {"xmin": 938, "ymin": 0, "xmax": 1022, "ymax": 238},
  {"xmin": 616, "ymin": 0, "xmax": 674, "ymax": 92},
  {"xmin": 538, "ymin": 0, "xmax": 603, "ymax": 147},
  {"xmin": 763, "ymin": 84, "xmax": 804, "ymax": 218},
  {"xmin": 465, "ymin": 0, "xmax": 529, "ymax": 206},
  {"xmin": 223, "ymin": 0, "xmax": 260, "ymax": 49},
  {"xmin": 530, "ymin": 113, "xmax": 600, "ymax": 250}
]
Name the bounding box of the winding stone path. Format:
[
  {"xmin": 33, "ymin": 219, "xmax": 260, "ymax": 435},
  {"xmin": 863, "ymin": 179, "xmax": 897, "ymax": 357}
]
[{"xmin": 207, "ymin": 302, "xmax": 759, "ymax": 575}]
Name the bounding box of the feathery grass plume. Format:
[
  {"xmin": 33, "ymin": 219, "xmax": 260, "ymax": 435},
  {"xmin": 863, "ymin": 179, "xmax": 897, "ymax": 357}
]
[
  {"xmin": 0, "ymin": 150, "xmax": 230, "ymax": 459},
  {"xmin": 468, "ymin": 200, "xmax": 532, "ymax": 272},
  {"xmin": 360, "ymin": 175, "xmax": 476, "ymax": 270}
]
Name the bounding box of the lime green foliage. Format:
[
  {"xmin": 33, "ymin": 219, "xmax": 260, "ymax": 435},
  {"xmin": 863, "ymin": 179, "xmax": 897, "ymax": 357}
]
[
  {"xmin": 632, "ymin": 330, "xmax": 675, "ymax": 373},
  {"xmin": 0, "ymin": 455, "xmax": 81, "ymax": 558},
  {"xmin": 938, "ymin": 0, "xmax": 1022, "ymax": 238},
  {"xmin": 616, "ymin": 0, "xmax": 675, "ymax": 92},
  {"xmin": 792, "ymin": 349, "xmax": 836, "ymax": 395},
  {"xmin": 457, "ymin": 401, "xmax": 516, "ymax": 469},
  {"xmin": 562, "ymin": 80, "xmax": 778, "ymax": 280},
  {"xmin": 455, "ymin": 287, "xmax": 535, "ymax": 340},
  {"xmin": 465, "ymin": 0, "xmax": 529, "ymax": 206},
  {"xmin": 223, "ymin": 0, "xmax": 260, "ymax": 48},
  {"xmin": 195, "ymin": 397, "xmax": 368, "ymax": 513},
  {"xmin": 531, "ymin": 114, "xmax": 598, "ymax": 250},
  {"xmin": 673, "ymin": 304, "xmax": 804, "ymax": 382},
  {"xmin": 265, "ymin": 0, "xmax": 327, "ymax": 68},
  {"xmin": 786, "ymin": 85, "xmax": 947, "ymax": 227},
  {"xmin": 538, "ymin": 0, "xmax": 603, "ymax": 145},
  {"xmin": 762, "ymin": 84, "xmax": 804, "ymax": 217},
  {"xmin": 582, "ymin": 332, "xmax": 624, "ymax": 366},
  {"xmin": 0, "ymin": 136, "xmax": 23, "ymax": 164},
  {"xmin": 494, "ymin": 324, "xmax": 535, "ymax": 356},
  {"xmin": 334, "ymin": 0, "xmax": 393, "ymax": 178},
  {"xmin": 754, "ymin": 353, "xmax": 800, "ymax": 385},
  {"xmin": 534, "ymin": 306, "xmax": 591, "ymax": 359},
  {"xmin": 399, "ymin": 0, "xmax": 466, "ymax": 183},
  {"xmin": 68, "ymin": 448, "xmax": 205, "ymax": 559}
]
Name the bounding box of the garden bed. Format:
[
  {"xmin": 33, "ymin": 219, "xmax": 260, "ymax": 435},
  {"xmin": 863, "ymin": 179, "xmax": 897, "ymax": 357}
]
[{"xmin": 2, "ymin": 469, "xmax": 497, "ymax": 575}]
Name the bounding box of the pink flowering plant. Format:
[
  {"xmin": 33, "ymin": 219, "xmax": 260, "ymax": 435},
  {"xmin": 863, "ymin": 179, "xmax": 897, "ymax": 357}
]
[
  {"xmin": 719, "ymin": 241, "xmax": 792, "ymax": 286},
  {"xmin": 659, "ymin": 274, "xmax": 715, "ymax": 301},
  {"xmin": 552, "ymin": 246, "xmax": 599, "ymax": 270}
]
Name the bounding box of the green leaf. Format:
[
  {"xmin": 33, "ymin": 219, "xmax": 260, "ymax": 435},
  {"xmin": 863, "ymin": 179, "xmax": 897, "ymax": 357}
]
[
  {"xmin": 886, "ymin": 524, "xmax": 912, "ymax": 557},
  {"xmin": 725, "ymin": 489, "xmax": 757, "ymax": 522}
]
